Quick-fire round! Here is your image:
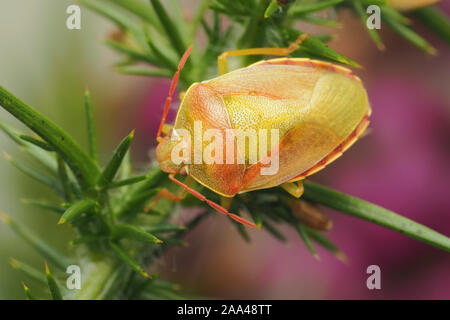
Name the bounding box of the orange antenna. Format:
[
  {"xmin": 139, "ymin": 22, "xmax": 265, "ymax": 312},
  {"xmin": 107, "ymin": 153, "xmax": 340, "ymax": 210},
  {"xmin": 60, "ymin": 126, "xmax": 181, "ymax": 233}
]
[{"xmin": 156, "ymin": 45, "xmax": 193, "ymax": 140}]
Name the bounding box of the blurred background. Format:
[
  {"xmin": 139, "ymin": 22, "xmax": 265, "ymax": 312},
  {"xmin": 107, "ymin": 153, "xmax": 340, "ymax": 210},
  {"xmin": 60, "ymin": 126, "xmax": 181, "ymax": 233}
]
[{"xmin": 0, "ymin": 0, "xmax": 449, "ymax": 299}]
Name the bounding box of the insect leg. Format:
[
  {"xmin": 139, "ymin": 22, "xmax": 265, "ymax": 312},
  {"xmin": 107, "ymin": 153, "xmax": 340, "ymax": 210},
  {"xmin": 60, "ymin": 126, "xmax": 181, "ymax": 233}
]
[
  {"xmin": 168, "ymin": 174, "xmax": 257, "ymax": 228},
  {"xmin": 144, "ymin": 176, "xmax": 193, "ymax": 212},
  {"xmin": 144, "ymin": 187, "xmax": 188, "ymax": 213},
  {"xmin": 156, "ymin": 45, "xmax": 193, "ymax": 141},
  {"xmin": 281, "ymin": 181, "xmax": 304, "ymax": 198},
  {"xmin": 220, "ymin": 196, "xmax": 234, "ymax": 210},
  {"xmin": 217, "ymin": 34, "xmax": 309, "ymax": 75},
  {"xmin": 161, "ymin": 124, "xmax": 173, "ymax": 136}
]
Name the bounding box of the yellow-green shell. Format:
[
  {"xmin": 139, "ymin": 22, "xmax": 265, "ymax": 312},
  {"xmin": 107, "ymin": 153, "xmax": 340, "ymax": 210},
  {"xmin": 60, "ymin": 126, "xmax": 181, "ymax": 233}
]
[{"xmin": 171, "ymin": 58, "xmax": 371, "ymax": 197}]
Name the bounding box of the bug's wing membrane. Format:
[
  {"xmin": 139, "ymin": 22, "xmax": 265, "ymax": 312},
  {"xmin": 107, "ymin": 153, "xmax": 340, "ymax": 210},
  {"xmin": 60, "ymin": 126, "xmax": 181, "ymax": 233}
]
[
  {"xmin": 246, "ymin": 71, "xmax": 370, "ymax": 191},
  {"xmin": 241, "ymin": 120, "xmax": 341, "ymax": 191},
  {"xmin": 174, "ymin": 83, "xmax": 245, "ymax": 196},
  {"xmin": 206, "ymin": 63, "xmax": 370, "ymax": 192}
]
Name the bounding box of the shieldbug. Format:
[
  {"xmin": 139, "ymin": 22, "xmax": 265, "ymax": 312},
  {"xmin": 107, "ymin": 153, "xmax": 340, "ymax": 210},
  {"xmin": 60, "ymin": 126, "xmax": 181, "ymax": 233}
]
[{"xmin": 153, "ymin": 35, "xmax": 371, "ymax": 228}]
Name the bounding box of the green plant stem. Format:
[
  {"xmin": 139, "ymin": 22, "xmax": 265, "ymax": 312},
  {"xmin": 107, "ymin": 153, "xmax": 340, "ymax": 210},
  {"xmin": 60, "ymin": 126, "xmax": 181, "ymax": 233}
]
[
  {"xmin": 73, "ymin": 255, "xmax": 116, "ymax": 300},
  {"xmin": 303, "ymin": 181, "xmax": 450, "ymax": 252}
]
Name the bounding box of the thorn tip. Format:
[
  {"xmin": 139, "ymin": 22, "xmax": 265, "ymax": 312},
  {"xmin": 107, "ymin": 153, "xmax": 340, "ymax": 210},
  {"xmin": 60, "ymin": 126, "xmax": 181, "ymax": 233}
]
[{"xmin": 0, "ymin": 211, "xmax": 11, "ymax": 224}]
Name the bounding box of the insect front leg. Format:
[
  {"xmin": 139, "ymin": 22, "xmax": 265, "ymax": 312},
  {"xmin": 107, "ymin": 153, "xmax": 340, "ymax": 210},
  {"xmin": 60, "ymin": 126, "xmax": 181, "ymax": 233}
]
[
  {"xmin": 144, "ymin": 176, "xmax": 192, "ymax": 212},
  {"xmin": 217, "ymin": 34, "xmax": 309, "ymax": 75}
]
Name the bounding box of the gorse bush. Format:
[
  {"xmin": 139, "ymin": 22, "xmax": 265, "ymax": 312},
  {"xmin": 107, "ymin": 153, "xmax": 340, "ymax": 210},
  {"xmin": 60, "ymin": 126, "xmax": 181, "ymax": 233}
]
[{"xmin": 0, "ymin": 0, "xmax": 449, "ymax": 300}]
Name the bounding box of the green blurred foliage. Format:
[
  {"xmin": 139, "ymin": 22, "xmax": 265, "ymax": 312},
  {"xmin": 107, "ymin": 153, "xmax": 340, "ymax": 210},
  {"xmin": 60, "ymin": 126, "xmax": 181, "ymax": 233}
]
[{"xmin": 0, "ymin": 0, "xmax": 123, "ymax": 299}]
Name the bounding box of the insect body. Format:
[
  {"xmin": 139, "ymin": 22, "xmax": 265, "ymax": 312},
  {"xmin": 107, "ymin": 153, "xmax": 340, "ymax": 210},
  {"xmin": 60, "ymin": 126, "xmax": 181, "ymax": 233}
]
[{"xmin": 155, "ymin": 38, "xmax": 371, "ymax": 227}]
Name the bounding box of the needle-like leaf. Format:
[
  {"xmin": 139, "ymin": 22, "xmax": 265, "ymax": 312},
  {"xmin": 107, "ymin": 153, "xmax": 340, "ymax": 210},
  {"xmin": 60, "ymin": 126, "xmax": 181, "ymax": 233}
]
[
  {"xmin": 264, "ymin": 0, "xmax": 281, "ymax": 18},
  {"xmin": 113, "ymin": 224, "xmax": 162, "ymax": 243},
  {"xmin": 3, "ymin": 152, "xmax": 63, "ymax": 195},
  {"xmin": 352, "ymin": 0, "xmax": 385, "ymax": 50},
  {"xmin": 84, "ymin": 89, "xmax": 97, "ymax": 162},
  {"xmin": 230, "ymin": 218, "xmax": 251, "ymax": 242},
  {"xmin": 145, "ymin": 37, "xmax": 178, "ymax": 71},
  {"xmin": 295, "ymin": 222, "xmax": 319, "ymax": 260},
  {"xmin": 117, "ymin": 66, "xmax": 172, "ymax": 78},
  {"xmin": 110, "ymin": 242, "xmax": 151, "ymax": 278},
  {"xmin": 45, "ymin": 261, "xmax": 63, "ymax": 300},
  {"xmin": 156, "ymin": 237, "xmax": 188, "ymax": 247},
  {"xmin": 249, "ymin": 210, "xmax": 263, "ymax": 229},
  {"xmin": 262, "ymin": 220, "xmax": 286, "ymax": 242},
  {"xmin": 21, "ymin": 199, "xmax": 66, "ymax": 215},
  {"xmin": 58, "ymin": 199, "xmax": 97, "ymax": 225},
  {"xmin": 22, "ymin": 282, "xmax": 36, "ymax": 300},
  {"xmin": 144, "ymin": 224, "xmax": 186, "ymax": 233},
  {"xmin": 149, "ymin": 0, "xmax": 186, "ymax": 56},
  {"xmin": 298, "ymin": 15, "xmax": 341, "ymax": 28},
  {"xmin": 303, "ymin": 181, "xmax": 450, "ymax": 252},
  {"xmin": 79, "ymin": 0, "xmax": 148, "ymax": 48},
  {"xmin": 292, "ymin": 33, "xmax": 361, "ymax": 67},
  {"xmin": 19, "ymin": 135, "xmax": 54, "ymax": 151},
  {"xmin": 116, "ymin": 167, "xmax": 165, "ymax": 218},
  {"xmin": 306, "ymin": 229, "xmax": 348, "ymax": 263},
  {"xmin": 118, "ymin": 150, "xmax": 132, "ymax": 180},
  {"xmin": 0, "ymin": 212, "xmax": 71, "ymax": 270},
  {"xmin": 10, "ymin": 258, "xmax": 47, "ymax": 284},
  {"xmin": 110, "ymin": 0, "xmax": 163, "ymax": 32},
  {"xmin": 382, "ymin": 8, "xmax": 436, "ymax": 54},
  {"xmin": 413, "ymin": 6, "xmax": 450, "ymax": 44},
  {"xmin": 98, "ymin": 130, "xmax": 135, "ymax": 188},
  {"xmin": 0, "ymin": 120, "xmax": 58, "ymax": 175},
  {"xmin": 107, "ymin": 174, "xmax": 152, "ymax": 189},
  {"xmin": 289, "ymin": 0, "xmax": 343, "ymax": 16},
  {"xmin": 105, "ymin": 40, "xmax": 160, "ymax": 65},
  {"xmin": 57, "ymin": 156, "xmax": 74, "ymax": 202},
  {"xmin": 69, "ymin": 235, "xmax": 109, "ymax": 246}
]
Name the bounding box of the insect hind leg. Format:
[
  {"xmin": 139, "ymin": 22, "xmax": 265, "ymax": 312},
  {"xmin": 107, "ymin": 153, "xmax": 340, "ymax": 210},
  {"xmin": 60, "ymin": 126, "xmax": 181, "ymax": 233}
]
[
  {"xmin": 217, "ymin": 34, "xmax": 309, "ymax": 75},
  {"xmin": 144, "ymin": 187, "xmax": 188, "ymax": 213},
  {"xmin": 168, "ymin": 174, "xmax": 256, "ymax": 228},
  {"xmin": 281, "ymin": 181, "xmax": 304, "ymax": 198}
]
